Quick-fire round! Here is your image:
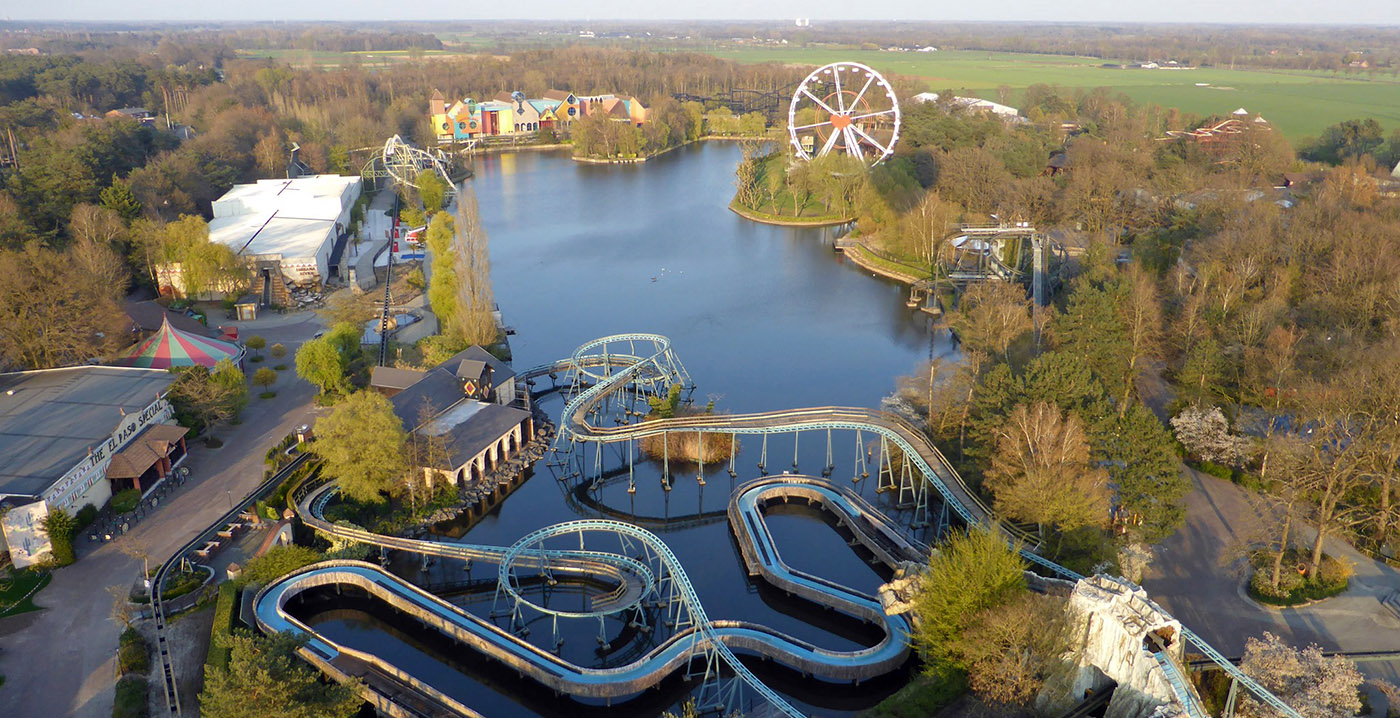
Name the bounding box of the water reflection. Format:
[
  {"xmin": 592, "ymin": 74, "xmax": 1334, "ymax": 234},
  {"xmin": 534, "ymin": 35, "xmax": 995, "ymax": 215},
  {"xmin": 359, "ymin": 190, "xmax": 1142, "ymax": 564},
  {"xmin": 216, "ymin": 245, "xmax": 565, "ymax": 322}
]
[{"xmin": 307, "ymin": 143, "xmax": 945, "ymax": 716}]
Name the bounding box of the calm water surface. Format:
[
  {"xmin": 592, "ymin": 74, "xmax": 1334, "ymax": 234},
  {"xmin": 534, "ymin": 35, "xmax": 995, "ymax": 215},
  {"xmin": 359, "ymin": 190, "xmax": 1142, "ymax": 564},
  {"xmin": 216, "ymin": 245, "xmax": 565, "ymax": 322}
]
[{"xmin": 301, "ymin": 143, "xmax": 952, "ymax": 716}]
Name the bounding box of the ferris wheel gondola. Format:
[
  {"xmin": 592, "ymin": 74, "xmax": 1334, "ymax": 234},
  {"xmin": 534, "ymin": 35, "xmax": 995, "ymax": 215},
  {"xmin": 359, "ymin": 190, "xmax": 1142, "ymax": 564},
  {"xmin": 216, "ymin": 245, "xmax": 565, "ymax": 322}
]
[{"xmin": 787, "ymin": 62, "xmax": 901, "ymax": 166}]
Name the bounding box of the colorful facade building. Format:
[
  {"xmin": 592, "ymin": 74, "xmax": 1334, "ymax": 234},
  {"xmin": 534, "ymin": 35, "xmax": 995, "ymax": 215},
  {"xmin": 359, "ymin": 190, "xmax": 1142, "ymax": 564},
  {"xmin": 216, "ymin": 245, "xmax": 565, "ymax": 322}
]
[{"xmin": 430, "ymin": 88, "xmax": 646, "ymax": 144}]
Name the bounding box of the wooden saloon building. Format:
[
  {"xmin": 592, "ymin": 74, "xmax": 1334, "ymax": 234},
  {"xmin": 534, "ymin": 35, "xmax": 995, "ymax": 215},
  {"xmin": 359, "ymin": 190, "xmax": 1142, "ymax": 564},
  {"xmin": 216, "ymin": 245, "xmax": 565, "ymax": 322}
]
[{"xmin": 370, "ymin": 346, "xmax": 531, "ymax": 487}]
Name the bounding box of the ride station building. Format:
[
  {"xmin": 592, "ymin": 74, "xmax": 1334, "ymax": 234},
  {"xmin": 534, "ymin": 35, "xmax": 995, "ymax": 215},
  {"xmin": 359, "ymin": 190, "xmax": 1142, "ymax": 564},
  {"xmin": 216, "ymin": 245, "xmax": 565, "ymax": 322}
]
[{"xmin": 0, "ymin": 366, "xmax": 185, "ymax": 568}]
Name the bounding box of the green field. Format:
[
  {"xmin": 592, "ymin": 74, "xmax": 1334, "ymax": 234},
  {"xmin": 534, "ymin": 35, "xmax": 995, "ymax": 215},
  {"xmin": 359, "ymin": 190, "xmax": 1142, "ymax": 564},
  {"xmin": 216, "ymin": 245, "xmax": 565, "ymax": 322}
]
[{"xmin": 711, "ymin": 48, "xmax": 1400, "ymax": 139}]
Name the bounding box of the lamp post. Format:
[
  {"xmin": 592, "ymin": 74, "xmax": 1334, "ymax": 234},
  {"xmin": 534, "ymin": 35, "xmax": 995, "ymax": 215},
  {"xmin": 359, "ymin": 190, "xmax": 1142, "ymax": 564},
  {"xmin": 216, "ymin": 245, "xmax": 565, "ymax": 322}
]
[{"xmin": 225, "ymin": 490, "xmax": 232, "ymax": 509}]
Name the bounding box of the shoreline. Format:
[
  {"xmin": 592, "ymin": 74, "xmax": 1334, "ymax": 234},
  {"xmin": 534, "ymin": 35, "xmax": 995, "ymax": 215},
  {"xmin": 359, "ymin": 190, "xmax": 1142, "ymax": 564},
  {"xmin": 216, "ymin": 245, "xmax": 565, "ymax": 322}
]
[
  {"xmin": 835, "ymin": 239, "xmax": 930, "ymax": 285},
  {"xmin": 727, "ymin": 199, "xmax": 854, "ymax": 227}
]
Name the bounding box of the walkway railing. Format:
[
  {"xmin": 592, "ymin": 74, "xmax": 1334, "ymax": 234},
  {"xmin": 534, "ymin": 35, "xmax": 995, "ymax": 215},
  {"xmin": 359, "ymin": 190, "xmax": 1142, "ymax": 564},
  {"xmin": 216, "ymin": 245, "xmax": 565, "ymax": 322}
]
[{"xmin": 547, "ymin": 333, "xmax": 1304, "ymax": 718}]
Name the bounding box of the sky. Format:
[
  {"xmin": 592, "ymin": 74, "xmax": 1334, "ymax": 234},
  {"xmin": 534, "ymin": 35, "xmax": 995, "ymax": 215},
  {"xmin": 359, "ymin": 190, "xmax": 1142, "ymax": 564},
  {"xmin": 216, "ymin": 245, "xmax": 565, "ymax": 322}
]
[{"xmin": 6, "ymin": 0, "xmax": 1400, "ymax": 25}]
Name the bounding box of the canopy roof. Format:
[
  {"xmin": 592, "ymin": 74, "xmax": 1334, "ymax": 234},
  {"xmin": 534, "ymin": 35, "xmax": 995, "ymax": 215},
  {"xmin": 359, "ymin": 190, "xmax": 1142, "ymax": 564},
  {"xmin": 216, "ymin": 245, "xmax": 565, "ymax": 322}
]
[{"xmin": 112, "ymin": 317, "xmax": 244, "ymax": 369}]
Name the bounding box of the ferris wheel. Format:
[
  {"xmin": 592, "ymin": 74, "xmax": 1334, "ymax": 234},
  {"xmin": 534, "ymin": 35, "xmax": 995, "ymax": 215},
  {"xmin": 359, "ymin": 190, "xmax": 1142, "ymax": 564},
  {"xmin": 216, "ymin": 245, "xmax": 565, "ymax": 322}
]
[{"xmin": 788, "ymin": 62, "xmax": 901, "ymax": 166}]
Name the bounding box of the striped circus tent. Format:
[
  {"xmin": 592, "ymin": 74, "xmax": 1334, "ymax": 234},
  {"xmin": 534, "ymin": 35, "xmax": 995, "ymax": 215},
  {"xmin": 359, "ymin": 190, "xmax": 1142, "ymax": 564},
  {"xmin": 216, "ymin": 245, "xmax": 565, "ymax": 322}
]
[{"xmin": 112, "ymin": 317, "xmax": 245, "ymax": 369}]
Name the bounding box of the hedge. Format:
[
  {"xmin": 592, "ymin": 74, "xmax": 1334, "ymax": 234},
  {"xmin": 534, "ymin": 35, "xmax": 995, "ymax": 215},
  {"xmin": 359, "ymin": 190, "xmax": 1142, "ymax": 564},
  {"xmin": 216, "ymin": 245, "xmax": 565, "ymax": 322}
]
[
  {"xmin": 118, "ymin": 627, "xmax": 149, "ymax": 675},
  {"xmin": 205, "ymin": 582, "xmax": 238, "ymax": 674},
  {"xmin": 112, "ymin": 675, "xmax": 148, "ymax": 718}
]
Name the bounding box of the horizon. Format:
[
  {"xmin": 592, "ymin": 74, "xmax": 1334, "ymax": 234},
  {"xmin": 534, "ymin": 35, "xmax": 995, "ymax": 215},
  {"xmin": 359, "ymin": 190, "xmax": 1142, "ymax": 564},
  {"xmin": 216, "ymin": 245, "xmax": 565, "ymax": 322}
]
[{"xmin": 6, "ymin": 1, "xmax": 1400, "ymax": 26}]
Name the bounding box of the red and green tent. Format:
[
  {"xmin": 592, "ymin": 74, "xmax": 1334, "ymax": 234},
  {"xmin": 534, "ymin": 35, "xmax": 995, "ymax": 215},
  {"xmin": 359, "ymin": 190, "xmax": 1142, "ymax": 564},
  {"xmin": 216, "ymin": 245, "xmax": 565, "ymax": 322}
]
[{"xmin": 112, "ymin": 317, "xmax": 245, "ymax": 370}]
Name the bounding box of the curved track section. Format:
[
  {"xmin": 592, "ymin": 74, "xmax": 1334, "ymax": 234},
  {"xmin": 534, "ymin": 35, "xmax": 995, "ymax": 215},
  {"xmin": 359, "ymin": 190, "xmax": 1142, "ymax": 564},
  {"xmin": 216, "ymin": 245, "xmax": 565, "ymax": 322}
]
[
  {"xmin": 550, "ymin": 333, "xmax": 1302, "ymax": 718},
  {"xmin": 266, "ymin": 477, "xmax": 921, "ymax": 716},
  {"xmin": 552, "ymin": 333, "xmax": 1037, "ymax": 549},
  {"xmin": 297, "ymin": 479, "xmax": 654, "ymax": 613}
]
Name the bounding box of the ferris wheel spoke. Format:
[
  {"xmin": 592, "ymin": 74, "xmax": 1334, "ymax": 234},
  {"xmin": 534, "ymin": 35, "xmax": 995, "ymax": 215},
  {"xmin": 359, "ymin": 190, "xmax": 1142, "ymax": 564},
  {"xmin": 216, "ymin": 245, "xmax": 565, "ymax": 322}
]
[
  {"xmin": 849, "ymin": 108, "xmax": 897, "ymax": 122},
  {"xmin": 800, "ymin": 88, "xmax": 840, "ymax": 117},
  {"xmin": 844, "ymin": 127, "xmax": 865, "ymax": 162},
  {"xmin": 851, "ymin": 124, "xmax": 891, "ymax": 157},
  {"xmin": 851, "ymin": 74, "xmax": 877, "ymax": 109},
  {"xmin": 790, "ymin": 62, "xmax": 901, "ymax": 167}
]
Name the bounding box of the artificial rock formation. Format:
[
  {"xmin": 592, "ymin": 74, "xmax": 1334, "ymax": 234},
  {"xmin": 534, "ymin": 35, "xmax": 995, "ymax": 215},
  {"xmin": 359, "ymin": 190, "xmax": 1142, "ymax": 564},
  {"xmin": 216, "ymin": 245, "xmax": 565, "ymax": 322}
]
[{"xmin": 1044, "ymin": 574, "xmax": 1196, "ymax": 718}]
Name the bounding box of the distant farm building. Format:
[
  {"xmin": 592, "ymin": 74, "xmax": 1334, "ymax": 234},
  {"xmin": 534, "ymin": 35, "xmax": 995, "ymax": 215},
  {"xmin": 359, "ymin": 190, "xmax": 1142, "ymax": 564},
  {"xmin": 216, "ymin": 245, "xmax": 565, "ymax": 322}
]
[{"xmin": 912, "ymin": 92, "xmax": 1020, "ymax": 119}]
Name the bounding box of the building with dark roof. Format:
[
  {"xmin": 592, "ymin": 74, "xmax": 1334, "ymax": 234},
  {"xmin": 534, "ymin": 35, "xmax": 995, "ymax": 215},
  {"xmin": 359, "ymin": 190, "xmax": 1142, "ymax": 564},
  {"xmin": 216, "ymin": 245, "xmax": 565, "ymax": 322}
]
[
  {"xmin": 0, "ymin": 366, "xmax": 185, "ymax": 567},
  {"xmin": 377, "ymin": 346, "xmax": 532, "ymax": 488},
  {"xmin": 125, "ymin": 300, "xmax": 222, "ymax": 340}
]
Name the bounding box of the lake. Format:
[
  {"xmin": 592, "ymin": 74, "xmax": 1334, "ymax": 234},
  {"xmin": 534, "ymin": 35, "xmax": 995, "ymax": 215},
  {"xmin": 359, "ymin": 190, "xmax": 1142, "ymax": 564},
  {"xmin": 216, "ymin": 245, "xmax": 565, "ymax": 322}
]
[{"xmin": 300, "ymin": 142, "xmax": 953, "ymax": 716}]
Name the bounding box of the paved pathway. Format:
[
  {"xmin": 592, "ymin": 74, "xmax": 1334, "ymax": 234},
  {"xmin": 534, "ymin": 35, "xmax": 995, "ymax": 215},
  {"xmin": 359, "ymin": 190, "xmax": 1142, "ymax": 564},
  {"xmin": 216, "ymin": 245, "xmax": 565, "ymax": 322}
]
[
  {"xmin": 1136, "ymin": 364, "xmax": 1400, "ymax": 688},
  {"xmin": 0, "ymin": 311, "xmax": 326, "ymax": 718},
  {"xmin": 1143, "ymin": 456, "xmax": 1400, "ymax": 689}
]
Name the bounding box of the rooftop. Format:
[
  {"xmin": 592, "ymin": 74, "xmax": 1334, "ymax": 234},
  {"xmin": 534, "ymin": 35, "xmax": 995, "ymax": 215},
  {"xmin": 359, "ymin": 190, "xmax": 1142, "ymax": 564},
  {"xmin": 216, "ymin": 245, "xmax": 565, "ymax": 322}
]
[
  {"xmin": 425, "ymin": 399, "xmax": 530, "ymax": 467},
  {"xmin": 0, "ymin": 366, "xmax": 176, "ymax": 499},
  {"xmin": 370, "ymin": 366, "xmax": 428, "ymax": 392},
  {"xmin": 209, "ymin": 210, "xmax": 336, "ymax": 260},
  {"xmin": 443, "ymin": 345, "xmax": 515, "ymax": 384}
]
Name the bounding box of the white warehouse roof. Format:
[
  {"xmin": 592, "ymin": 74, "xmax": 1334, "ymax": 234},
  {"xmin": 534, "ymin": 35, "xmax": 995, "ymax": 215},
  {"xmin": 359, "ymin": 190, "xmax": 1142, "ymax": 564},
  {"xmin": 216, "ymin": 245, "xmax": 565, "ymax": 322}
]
[
  {"xmin": 209, "ymin": 210, "xmax": 336, "ymax": 260},
  {"xmin": 207, "ymin": 174, "xmax": 361, "ymax": 282},
  {"xmin": 213, "ymin": 175, "xmax": 360, "ymax": 222}
]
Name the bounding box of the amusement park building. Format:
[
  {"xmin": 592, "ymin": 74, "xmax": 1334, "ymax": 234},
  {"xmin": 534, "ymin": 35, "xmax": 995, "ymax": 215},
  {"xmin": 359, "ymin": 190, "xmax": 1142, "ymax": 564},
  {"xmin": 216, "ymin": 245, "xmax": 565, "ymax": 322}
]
[
  {"xmin": 374, "ymin": 345, "xmax": 530, "ymax": 486},
  {"xmin": 157, "ymin": 175, "xmax": 362, "ymax": 298},
  {"xmin": 0, "ymin": 366, "xmax": 185, "ymax": 568},
  {"xmin": 430, "ymin": 88, "xmax": 647, "ymax": 144}
]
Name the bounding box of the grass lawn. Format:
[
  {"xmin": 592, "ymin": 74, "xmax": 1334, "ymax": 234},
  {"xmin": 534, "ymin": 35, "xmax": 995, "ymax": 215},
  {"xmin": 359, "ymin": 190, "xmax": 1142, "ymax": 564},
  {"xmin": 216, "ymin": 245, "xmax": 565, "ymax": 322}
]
[
  {"xmin": 710, "ymin": 47, "xmax": 1400, "ymax": 139},
  {"xmin": 736, "ymin": 153, "xmax": 850, "ymax": 220},
  {"xmin": 0, "ymin": 569, "xmax": 52, "ymax": 619},
  {"xmin": 847, "ymin": 243, "xmax": 932, "ymax": 281}
]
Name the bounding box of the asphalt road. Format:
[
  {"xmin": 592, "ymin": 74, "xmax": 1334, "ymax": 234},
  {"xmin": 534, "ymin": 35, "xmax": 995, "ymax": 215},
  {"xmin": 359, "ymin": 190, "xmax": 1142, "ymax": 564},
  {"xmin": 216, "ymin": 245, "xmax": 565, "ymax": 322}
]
[
  {"xmin": 1144, "ymin": 466, "xmax": 1400, "ymax": 685},
  {"xmin": 0, "ymin": 310, "xmax": 325, "ymax": 718}
]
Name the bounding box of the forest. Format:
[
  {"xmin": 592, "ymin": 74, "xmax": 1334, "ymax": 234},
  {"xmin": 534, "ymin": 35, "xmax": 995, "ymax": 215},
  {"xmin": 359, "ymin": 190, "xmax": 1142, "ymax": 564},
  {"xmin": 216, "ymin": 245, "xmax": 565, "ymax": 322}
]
[
  {"xmin": 0, "ymin": 41, "xmax": 807, "ymax": 371},
  {"xmin": 0, "ymin": 24, "xmax": 1396, "ymax": 718}
]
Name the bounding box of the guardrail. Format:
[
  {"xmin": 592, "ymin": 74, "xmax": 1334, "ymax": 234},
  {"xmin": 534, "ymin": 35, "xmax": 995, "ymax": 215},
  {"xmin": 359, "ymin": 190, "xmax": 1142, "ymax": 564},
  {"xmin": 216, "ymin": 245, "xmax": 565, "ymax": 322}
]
[{"xmin": 152, "ymin": 451, "xmax": 311, "ymax": 717}]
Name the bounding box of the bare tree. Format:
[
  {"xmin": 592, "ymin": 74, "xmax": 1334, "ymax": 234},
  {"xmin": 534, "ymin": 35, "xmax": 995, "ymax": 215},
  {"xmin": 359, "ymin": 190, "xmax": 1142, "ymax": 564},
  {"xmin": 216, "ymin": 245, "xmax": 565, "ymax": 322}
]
[
  {"xmin": 1118, "ymin": 264, "xmax": 1163, "ymax": 413},
  {"xmin": 985, "ymin": 402, "xmax": 1112, "ymax": 536},
  {"xmin": 449, "ymin": 187, "xmax": 497, "ymax": 346},
  {"xmin": 950, "ymin": 280, "xmax": 1033, "ymax": 363}
]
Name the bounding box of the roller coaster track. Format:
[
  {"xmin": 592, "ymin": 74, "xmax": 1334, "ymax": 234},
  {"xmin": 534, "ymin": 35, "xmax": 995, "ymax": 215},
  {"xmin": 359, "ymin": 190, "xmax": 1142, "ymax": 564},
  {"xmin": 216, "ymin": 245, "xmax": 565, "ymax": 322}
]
[
  {"xmin": 247, "ymin": 333, "xmax": 1300, "ymax": 718},
  {"xmin": 549, "ymin": 333, "xmax": 1040, "ymax": 550},
  {"xmin": 265, "ymin": 475, "xmax": 920, "ymax": 716},
  {"xmin": 543, "ymin": 333, "xmax": 1303, "ymax": 718},
  {"xmin": 294, "ymin": 478, "xmax": 654, "ymax": 617}
]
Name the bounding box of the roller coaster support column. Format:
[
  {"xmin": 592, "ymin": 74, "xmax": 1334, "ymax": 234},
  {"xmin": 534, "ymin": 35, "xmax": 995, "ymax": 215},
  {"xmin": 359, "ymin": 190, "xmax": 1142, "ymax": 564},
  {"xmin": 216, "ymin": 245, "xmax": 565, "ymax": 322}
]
[
  {"xmin": 627, "ymin": 438, "xmax": 636, "ymax": 494},
  {"xmin": 758, "ymin": 434, "xmax": 768, "ymax": 473},
  {"xmin": 793, "ymin": 430, "xmax": 800, "ymax": 470},
  {"xmin": 1223, "ymin": 677, "xmax": 1239, "ymax": 718},
  {"xmin": 824, "ymin": 428, "xmax": 834, "ymax": 477},
  {"xmin": 697, "ymin": 433, "xmax": 706, "ymax": 485},
  {"xmin": 728, "ymin": 434, "xmax": 738, "ymax": 478},
  {"xmin": 854, "ymin": 430, "xmax": 869, "ymax": 482},
  {"xmin": 662, "ymin": 433, "xmax": 671, "ymax": 490},
  {"xmin": 876, "ymin": 437, "xmax": 895, "ymax": 493},
  {"xmin": 1033, "ymin": 233, "xmax": 1047, "ymax": 348}
]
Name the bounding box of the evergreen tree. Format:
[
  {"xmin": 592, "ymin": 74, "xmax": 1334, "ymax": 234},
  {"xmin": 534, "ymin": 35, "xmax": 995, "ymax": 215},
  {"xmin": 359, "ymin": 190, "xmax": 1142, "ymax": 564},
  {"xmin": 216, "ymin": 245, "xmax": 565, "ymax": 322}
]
[
  {"xmin": 199, "ymin": 631, "xmax": 359, "ymax": 718},
  {"xmin": 99, "ymin": 175, "xmax": 143, "ymax": 222}
]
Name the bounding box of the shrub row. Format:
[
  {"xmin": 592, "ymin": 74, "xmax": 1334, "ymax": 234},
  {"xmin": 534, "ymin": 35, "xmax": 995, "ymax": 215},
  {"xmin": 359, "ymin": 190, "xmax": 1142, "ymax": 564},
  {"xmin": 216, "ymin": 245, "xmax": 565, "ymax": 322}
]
[
  {"xmin": 112, "ymin": 675, "xmax": 148, "ymax": 718},
  {"xmin": 118, "ymin": 627, "xmax": 150, "ymax": 676},
  {"xmin": 205, "ymin": 582, "xmax": 239, "ymax": 675}
]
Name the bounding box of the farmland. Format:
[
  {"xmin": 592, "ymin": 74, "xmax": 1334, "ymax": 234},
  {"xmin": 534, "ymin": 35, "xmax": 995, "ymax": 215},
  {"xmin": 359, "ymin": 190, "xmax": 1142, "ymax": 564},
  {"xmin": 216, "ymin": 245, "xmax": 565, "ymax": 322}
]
[{"xmin": 709, "ymin": 47, "xmax": 1400, "ymax": 139}]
